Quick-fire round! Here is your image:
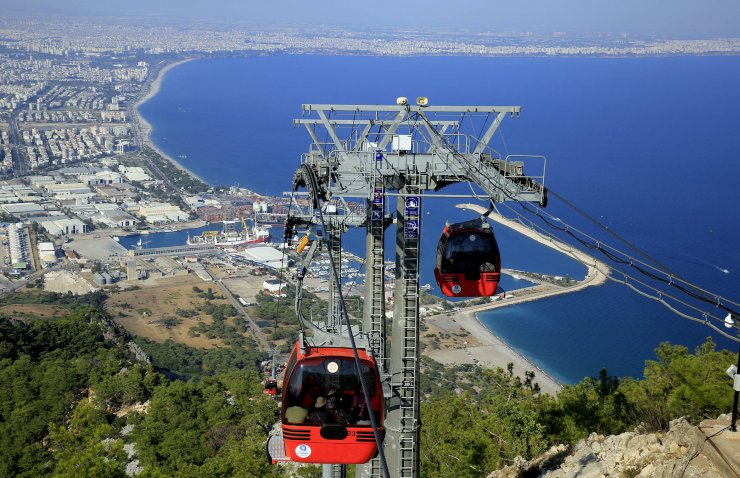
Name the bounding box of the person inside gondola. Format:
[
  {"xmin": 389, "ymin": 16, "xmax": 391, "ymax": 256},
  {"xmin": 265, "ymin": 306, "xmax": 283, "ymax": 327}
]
[
  {"xmin": 285, "ymin": 405, "xmax": 308, "ymax": 424},
  {"xmin": 309, "ymin": 396, "xmax": 334, "ymax": 424},
  {"xmin": 350, "ymin": 386, "xmax": 370, "ymax": 425},
  {"xmin": 463, "ymin": 233, "xmax": 497, "ymax": 275},
  {"xmin": 326, "ymin": 388, "xmax": 338, "ymax": 411},
  {"xmin": 453, "ymin": 234, "xmax": 478, "ymax": 276},
  {"xmin": 299, "ymin": 373, "xmax": 322, "ymax": 409},
  {"xmin": 475, "ymin": 239, "xmax": 497, "ymax": 273}
]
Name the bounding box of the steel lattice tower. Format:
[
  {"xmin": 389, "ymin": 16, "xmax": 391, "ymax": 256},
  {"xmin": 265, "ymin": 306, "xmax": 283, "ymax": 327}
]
[{"xmin": 288, "ymin": 101, "xmax": 547, "ymax": 478}]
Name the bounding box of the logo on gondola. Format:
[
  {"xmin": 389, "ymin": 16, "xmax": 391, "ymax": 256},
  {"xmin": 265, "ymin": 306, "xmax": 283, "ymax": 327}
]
[
  {"xmin": 295, "ymin": 444, "xmax": 312, "ymax": 458},
  {"xmin": 404, "ymin": 219, "xmax": 419, "ymax": 239},
  {"xmin": 451, "ymin": 284, "xmax": 462, "ymax": 294}
]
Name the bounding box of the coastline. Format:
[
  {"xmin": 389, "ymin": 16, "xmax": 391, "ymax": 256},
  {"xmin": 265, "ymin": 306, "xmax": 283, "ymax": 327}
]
[
  {"xmin": 128, "ymin": 60, "xmax": 608, "ymax": 394},
  {"xmin": 131, "ymin": 58, "xmax": 208, "ymax": 184},
  {"xmin": 424, "ymin": 204, "xmax": 612, "ymax": 395}
]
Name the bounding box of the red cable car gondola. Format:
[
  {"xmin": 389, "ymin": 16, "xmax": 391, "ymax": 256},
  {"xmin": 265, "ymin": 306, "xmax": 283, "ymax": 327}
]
[
  {"xmin": 264, "ymin": 378, "xmax": 279, "ymax": 395},
  {"xmin": 434, "ymin": 218, "xmax": 501, "ymax": 297},
  {"xmin": 278, "ymin": 340, "xmax": 384, "ymax": 464}
]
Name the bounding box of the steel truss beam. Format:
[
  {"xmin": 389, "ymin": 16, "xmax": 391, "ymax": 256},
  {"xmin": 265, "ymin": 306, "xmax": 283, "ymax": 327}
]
[{"xmin": 294, "ymin": 104, "xmax": 545, "ymax": 208}]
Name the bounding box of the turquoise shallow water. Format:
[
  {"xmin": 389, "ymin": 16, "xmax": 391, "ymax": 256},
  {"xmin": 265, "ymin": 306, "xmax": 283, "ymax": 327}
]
[{"xmin": 139, "ymin": 55, "xmax": 740, "ymax": 384}]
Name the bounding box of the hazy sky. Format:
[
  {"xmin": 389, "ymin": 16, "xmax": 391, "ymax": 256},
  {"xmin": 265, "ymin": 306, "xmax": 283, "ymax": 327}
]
[{"xmin": 5, "ymin": 0, "xmax": 740, "ymax": 38}]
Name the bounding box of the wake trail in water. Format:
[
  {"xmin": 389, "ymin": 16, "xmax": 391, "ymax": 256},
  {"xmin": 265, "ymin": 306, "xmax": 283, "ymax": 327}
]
[
  {"xmin": 651, "ymin": 251, "xmax": 730, "ymax": 275},
  {"xmin": 710, "ymin": 264, "xmax": 731, "ymax": 274}
]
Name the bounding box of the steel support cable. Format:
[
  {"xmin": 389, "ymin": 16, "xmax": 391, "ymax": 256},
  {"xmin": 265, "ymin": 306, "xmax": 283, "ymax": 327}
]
[
  {"xmin": 493, "ymin": 206, "xmax": 740, "ymax": 341},
  {"xmin": 298, "ymin": 163, "xmax": 391, "ymax": 478},
  {"xmin": 604, "ymin": 270, "xmax": 740, "ymax": 343},
  {"xmin": 499, "ymin": 187, "xmax": 731, "ymax": 309},
  {"xmin": 286, "ymin": 185, "xmax": 310, "ymax": 338},
  {"xmin": 272, "ymin": 204, "xmax": 293, "ymax": 349},
  {"xmin": 502, "ymin": 202, "xmax": 740, "ymax": 339},
  {"xmin": 496, "ymin": 199, "xmax": 740, "ymax": 326},
  {"xmin": 512, "ymin": 200, "xmax": 740, "ymax": 317},
  {"xmin": 516, "ymin": 206, "xmax": 708, "ymax": 327},
  {"xmin": 547, "ymin": 188, "xmax": 676, "ymax": 276}
]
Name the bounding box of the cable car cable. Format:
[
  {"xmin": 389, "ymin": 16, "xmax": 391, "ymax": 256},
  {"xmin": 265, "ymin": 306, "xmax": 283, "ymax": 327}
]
[
  {"xmin": 492, "ymin": 201, "xmax": 740, "ymax": 339},
  {"xmin": 504, "ymin": 199, "xmax": 740, "ymax": 319},
  {"xmin": 285, "ymin": 187, "xmax": 310, "ymax": 338},
  {"xmin": 603, "ymin": 266, "xmax": 740, "ymax": 343},
  {"xmin": 514, "ymin": 183, "xmax": 736, "ymax": 317},
  {"xmin": 488, "ymin": 202, "xmax": 740, "ymax": 340},
  {"xmin": 546, "ymin": 188, "xmax": 676, "ymax": 276}
]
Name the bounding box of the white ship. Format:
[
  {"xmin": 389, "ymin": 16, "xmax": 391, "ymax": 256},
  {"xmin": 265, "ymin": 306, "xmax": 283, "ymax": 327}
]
[{"xmin": 187, "ymin": 218, "xmax": 270, "ymax": 247}]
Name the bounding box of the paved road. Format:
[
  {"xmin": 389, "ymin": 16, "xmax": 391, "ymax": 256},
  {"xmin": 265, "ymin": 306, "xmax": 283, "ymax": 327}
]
[
  {"xmin": 215, "ymin": 279, "xmax": 270, "ymax": 352},
  {"xmin": 8, "ymin": 114, "xmax": 28, "ymax": 176}
]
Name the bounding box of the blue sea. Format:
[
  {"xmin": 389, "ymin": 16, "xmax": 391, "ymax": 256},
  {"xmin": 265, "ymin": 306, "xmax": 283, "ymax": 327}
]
[{"xmin": 139, "ymin": 55, "xmax": 740, "ymax": 384}]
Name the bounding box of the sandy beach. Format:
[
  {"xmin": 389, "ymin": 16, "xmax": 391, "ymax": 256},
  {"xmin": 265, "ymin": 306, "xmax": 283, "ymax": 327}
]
[
  {"xmin": 130, "ymin": 58, "xmax": 208, "ymax": 183},
  {"xmin": 426, "ymin": 295, "xmax": 566, "ymax": 395},
  {"xmin": 424, "ymin": 204, "xmax": 612, "ymax": 395}
]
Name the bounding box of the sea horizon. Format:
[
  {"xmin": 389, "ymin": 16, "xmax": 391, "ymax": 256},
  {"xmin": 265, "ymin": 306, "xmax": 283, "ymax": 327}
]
[{"xmin": 138, "ymin": 54, "xmax": 740, "ymax": 384}]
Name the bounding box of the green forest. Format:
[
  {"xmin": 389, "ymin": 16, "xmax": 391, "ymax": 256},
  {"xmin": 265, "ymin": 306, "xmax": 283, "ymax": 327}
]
[{"xmin": 0, "ymin": 300, "xmax": 736, "ymax": 477}]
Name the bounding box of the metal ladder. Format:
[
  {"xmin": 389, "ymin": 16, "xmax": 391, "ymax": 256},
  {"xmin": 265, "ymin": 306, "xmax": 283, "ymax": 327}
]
[
  {"xmin": 397, "ymin": 176, "xmax": 421, "ymax": 478},
  {"xmin": 361, "ymin": 158, "xmax": 388, "ymax": 478},
  {"xmin": 367, "ymin": 178, "xmax": 387, "ymax": 364},
  {"xmin": 327, "ymin": 226, "xmax": 343, "ymax": 335}
]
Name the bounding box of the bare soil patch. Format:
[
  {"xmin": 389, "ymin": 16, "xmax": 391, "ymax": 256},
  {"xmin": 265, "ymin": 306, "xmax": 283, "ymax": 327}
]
[
  {"xmin": 106, "ymin": 274, "xmax": 243, "ymax": 348},
  {"xmin": 0, "ymin": 304, "xmax": 69, "ymax": 319},
  {"xmin": 420, "ymin": 314, "xmax": 479, "ymax": 352}
]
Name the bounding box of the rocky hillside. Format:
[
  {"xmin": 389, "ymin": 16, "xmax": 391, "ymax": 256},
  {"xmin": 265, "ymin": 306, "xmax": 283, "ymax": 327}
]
[{"xmin": 488, "ymin": 415, "xmax": 737, "ymax": 478}]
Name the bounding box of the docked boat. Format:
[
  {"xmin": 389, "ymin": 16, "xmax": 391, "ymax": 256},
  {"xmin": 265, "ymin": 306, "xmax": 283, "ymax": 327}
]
[{"xmin": 186, "ymin": 218, "xmax": 270, "ymax": 247}]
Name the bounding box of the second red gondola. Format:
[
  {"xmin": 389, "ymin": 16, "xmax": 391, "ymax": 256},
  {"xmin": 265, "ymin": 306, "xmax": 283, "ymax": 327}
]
[{"xmin": 434, "ymin": 218, "xmax": 501, "ymax": 297}]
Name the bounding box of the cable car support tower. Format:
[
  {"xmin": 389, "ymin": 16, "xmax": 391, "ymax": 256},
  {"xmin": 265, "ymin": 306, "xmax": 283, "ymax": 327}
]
[{"xmin": 287, "ymin": 100, "xmax": 548, "ymax": 478}]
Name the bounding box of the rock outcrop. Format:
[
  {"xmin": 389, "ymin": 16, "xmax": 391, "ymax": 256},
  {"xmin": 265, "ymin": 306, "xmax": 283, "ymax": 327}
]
[{"xmin": 488, "ymin": 416, "xmax": 731, "ymax": 478}]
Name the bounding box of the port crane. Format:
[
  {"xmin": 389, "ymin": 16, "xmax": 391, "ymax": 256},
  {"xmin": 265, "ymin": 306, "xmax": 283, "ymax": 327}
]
[{"xmin": 270, "ymin": 99, "xmax": 548, "ymax": 478}]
